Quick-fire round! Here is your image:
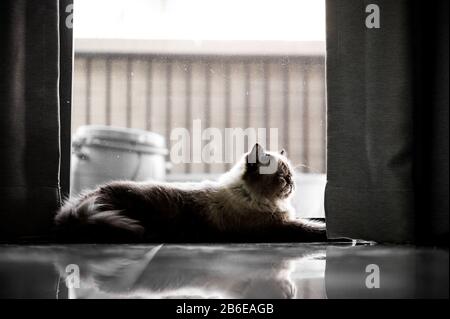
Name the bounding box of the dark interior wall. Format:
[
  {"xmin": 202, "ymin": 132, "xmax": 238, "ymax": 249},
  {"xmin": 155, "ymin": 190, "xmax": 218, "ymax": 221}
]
[{"xmin": 411, "ymin": 0, "xmax": 449, "ymax": 245}]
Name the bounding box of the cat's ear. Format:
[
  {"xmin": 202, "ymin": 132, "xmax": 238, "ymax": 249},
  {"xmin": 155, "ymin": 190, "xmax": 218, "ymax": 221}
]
[
  {"xmin": 248, "ymin": 143, "xmax": 265, "ymax": 166},
  {"xmin": 280, "ymin": 149, "xmax": 287, "ymax": 156}
]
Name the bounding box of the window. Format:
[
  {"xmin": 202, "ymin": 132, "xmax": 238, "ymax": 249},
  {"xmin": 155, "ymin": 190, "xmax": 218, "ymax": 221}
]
[{"xmin": 72, "ymin": 0, "xmax": 326, "ymax": 217}]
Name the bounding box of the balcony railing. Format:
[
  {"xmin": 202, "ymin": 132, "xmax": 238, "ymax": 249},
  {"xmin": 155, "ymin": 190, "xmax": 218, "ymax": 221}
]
[{"xmin": 73, "ymin": 51, "xmax": 326, "ymax": 175}]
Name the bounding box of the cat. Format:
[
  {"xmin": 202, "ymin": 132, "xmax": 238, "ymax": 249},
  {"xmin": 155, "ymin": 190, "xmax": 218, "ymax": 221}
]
[{"xmin": 54, "ymin": 143, "xmax": 327, "ymax": 242}]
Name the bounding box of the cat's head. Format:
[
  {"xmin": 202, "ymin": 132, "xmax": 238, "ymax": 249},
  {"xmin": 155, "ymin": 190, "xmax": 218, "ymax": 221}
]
[{"xmin": 241, "ymin": 143, "xmax": 296, "ymax": 200}]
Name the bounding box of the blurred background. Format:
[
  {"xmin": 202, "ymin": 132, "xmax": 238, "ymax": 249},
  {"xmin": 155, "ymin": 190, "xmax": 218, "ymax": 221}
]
[{"xmin": 71, "ymin": 0, "xmax": 326, "ymax": 217}]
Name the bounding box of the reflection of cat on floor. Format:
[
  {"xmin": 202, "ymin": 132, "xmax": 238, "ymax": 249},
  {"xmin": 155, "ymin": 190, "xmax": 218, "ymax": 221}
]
[{"xmin": 54, "ymin": 245, "xmax": 326, "ymax": 299}]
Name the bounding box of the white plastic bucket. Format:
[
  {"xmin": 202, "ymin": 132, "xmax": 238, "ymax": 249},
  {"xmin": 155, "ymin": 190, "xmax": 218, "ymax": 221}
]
[{"xmin": 70, "ymin": 125, "xmax": 168, "ymax": 195}]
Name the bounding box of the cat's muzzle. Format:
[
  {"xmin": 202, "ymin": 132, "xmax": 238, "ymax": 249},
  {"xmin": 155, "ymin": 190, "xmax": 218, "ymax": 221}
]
[{"xmin": 280, "ymin": 184, "xmax": 294, "ymax": 198}]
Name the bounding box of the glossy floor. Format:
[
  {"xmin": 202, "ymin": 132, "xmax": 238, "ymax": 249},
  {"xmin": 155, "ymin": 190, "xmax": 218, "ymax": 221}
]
[{"xmin": 0, "ymin": 243, "xmax": 447, "ymax": 298}]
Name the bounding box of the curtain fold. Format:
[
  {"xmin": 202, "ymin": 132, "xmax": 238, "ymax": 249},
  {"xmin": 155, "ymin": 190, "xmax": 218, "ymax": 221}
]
[
  {"xmin": 0, "ymin": 0, "xmax": 64, "ymax": 240},
  {"xmin": 325, "ymin": 0, "xmax": 449, "ymax": 243},
  {"xmin": 59, "ymin": 0, "xmax": 74, "ymax": 199}
]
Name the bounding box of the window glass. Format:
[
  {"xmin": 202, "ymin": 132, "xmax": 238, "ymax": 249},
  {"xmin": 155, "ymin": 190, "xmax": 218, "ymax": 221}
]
[{"xmin": 72, "ymin": 0, "xmax": 326, "ymax": 217}]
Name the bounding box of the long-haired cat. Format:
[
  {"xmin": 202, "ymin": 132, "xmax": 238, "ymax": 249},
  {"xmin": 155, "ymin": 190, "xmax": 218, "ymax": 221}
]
[{"xmin": 55, "ymin": 144, "xmax": 326, "ymax": 242}]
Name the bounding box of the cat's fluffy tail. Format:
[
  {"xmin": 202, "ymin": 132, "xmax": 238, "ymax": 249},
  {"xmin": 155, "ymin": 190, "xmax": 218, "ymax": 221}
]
[{"xmin": 54, "ymin": 193, "xmax": 144, "ymax": 242}]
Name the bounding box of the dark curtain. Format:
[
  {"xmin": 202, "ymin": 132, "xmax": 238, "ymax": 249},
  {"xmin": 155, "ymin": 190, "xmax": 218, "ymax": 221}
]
[
  {"xmin": 325, "ymin": 0, "xmax": 449, "ymax": 244},
  {"xmin": 0, "ymin": 0, "xmax": 72, "ymax": 240},
  {"xmin": 59, "ymin": 0, "xmax": 74, "ymax": 200}
]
